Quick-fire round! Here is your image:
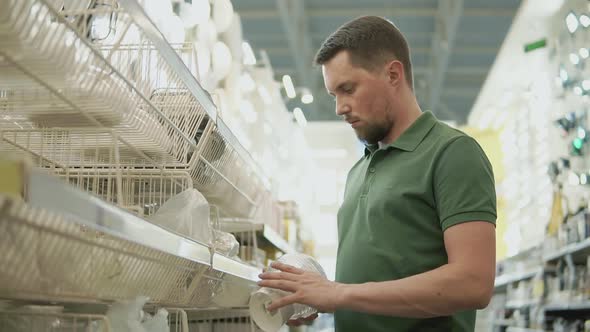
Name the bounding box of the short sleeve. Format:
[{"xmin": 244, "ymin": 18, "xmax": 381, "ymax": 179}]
[{"xmin": 434, "ymin": 136, "xmax": 497, "ymax": 231}]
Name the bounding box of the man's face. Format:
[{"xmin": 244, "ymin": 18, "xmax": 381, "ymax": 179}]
[{"xmin": 322, "ymin": 51, "xmax": 395, "ymax": 144}]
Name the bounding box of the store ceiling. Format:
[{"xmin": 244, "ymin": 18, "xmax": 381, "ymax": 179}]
[{"xmin": 233, "ymin": 0, "xmax": 521, "ymax": 123}]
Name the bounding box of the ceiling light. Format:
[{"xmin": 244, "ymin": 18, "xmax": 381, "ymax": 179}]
[
  {"xmin": 581, "ymin": 173, "xmax": 588, "ymax": 185},
  {"xmin": 301, "ymin": 91, "xmax": 314, "ymax": 104},
  {"xmin": 574, "ymin": 86, "xmax": 583, "ymax": 95},
  {"xmin": 282, "ymin": 75, "xmax": 296, "ymax": 98},
  {"xmin": 570, "ymin": 53, "xmax": 580, "ymax": 65},
  {"xmin": 242, "ymin": 41, "xmax": 256, "ymax": 65},
  {"xmin": 293, "ymin": 107, "xmax": 307, "ymax": 127},
  {"xmin": 566, "ymin": 12, "xmax": 579, "ymax": 33},
  {"xmin": 583, "ymin": 80, "xmax": 590, "ymax": 91},
  {"xmin": 580, "ymin": 14, "xmax": 590, "ymax": 27},
  {"xmin": 579, "ymin": 48, "xmax": 589, "ymax": 59}
]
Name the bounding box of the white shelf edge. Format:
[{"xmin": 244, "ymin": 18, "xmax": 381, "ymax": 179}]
[
  {"xmin": 262, "ymin": 225, "xmax": 296, "ymax": 254},
  {"xmin": 544, "ymin": 300, "xmax": 590, "ymax": 312},
  {"xmin": 219, "ymin": 219, "xmax": 297, "ymax": 255},
  {"xmin": 543, "ymin": 237, "xmax": 590, "ymax": 262},
  {"xmin": 26, "ymin": 170, "xmax": 261, "ymax": 282},
  {"xmin": 494, "ymin": 267, "xmax": 542, "ymax": 288}
]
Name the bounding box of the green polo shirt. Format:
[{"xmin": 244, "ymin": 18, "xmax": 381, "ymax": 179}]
[{"xmin": 334, "ymin": 111, "xmax": 496, "ymax": 332}]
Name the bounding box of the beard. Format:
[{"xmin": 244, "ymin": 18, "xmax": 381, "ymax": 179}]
[{"xmin": 354, "ymin": 119, "xmax": 392, "ymax": 145}]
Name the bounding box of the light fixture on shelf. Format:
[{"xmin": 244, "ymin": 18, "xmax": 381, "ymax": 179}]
[
  {"xmin": 566, "ymin": 12, "xmax": 579, "ymax": 33},
  {"xmin": 570, "ymin": 53, "xmax": 580, "ymax": 65},
  {"xmin": 239, "ymin": 72, "xmax": 256, "ymax": 93},
  {"xmin": 242, "ymin": 41, "xmax": 257, "ymax": 65},
  {"xmin": 282, "ymin": 75, "xmax": 296, "ymax": 99},
  {"xmin": 559, "ymin": 66, "xmax": 569, "ymax": 83}
]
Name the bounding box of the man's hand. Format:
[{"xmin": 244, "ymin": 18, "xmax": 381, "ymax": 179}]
[{"xmin": 257, "ymin": 261, "xmax": 344, "ymax": 314}]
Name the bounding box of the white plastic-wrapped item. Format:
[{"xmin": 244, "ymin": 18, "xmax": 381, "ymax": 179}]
[
  {"xmin": 212, "ymin": 229, "xmax": 239, "ymax": 257},
  {"xmin": 142, "ymin": 308, "xmax": 169, "ymax": 332},
  {"xmin": 147, "ymin": 188, "xmax": 212, "ymax": 245},
  {"xmin": 104, "ymin": 296, "xmax": 150, "ymax": 332},
  {"xmin": 249, "ymin": 254, "xmax": 327, "ymax": 332}
]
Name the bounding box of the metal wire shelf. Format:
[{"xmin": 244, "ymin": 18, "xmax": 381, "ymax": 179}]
[
  {"xmin": 0, "ymin": 0, "xmax": 269, "ymax": 218},
  {"xmin": 0, "ymin": 191, "xmax": 260, "ymax": 308},
  {"xmin": 185, "ymin": 308, "xmax": 262, "ymax": 332},
  {"xmin": 0, "ymin": 309, "xmax": 112, "ymax": 332}
]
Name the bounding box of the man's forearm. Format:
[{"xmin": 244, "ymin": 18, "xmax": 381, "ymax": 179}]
[{"xmin": 337, "ymin": 263, "xmax": 493, "ymax": 318}]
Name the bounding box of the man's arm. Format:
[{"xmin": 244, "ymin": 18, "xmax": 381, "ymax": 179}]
[
  {"xmin": 340, "ymin": 221, "xmax": 495, "ymax": 317},
  {"xmin": 259, "ymin": 221, "xmax": 495, "ymax": 317}
]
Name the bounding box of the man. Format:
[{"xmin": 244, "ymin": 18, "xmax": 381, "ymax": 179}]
[{"xmin": 258, "ymin": 16, "xmax": 496, "ymax": 332}]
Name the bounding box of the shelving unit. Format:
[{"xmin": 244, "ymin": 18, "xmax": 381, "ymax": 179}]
[
  {"xmin": 494, "ymin": 267, "xmax": 542, "ymax": 290},
  {"xmin": 0, "ymin": 0, "xmax": 291, "ymax": 329},
  {"xmin": 219, "ymin": 219, "xmax": 297, "ymax": 255},
  {"xmin": 543, "ymin": 238, "xmax": 590, "ymax": 263}
]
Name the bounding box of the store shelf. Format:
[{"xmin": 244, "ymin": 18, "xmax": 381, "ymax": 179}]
[
  {"xmin": 116, "ymin": 0, "xmax": 267, "ymax": 188},
  {"xmin": 219, "ymin": 219, "xmax": 296, "ymax": 254},
  {"xmin": 543, "ymin": 237, "xmax": 590, "ymax": 263},
  {"xmin": 493, "ymin": 319, "xmax": 515, "ymax": 326},
  {"xmin": 494, "ymin": 267, "xmax": 542, "ymax": 289},
  {"xmin": 26, "ymin": 170, "xmax": 261, "ymax": 281},
  {"xmin": 0, "ymin": 169, "xmax": 261, "ymax": 306},
  {"xmin": 505, "ymin": 299, "xmax": 542, "ymax": 310},
  {"xmin": 544, "ymin": 301, "xmax": 590, "ymax": 312},
  {"xmin": 506, "ymin": 328, "xmax": 543, "ymax": 332}
]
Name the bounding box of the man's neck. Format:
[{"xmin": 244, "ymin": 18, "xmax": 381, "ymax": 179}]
[{"xmin": 379, "ymin": 101, "xmax": 423, "ymax": 147}]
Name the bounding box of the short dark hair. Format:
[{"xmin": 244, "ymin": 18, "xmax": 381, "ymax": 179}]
[{"xmin": 315, "ymin": 16, "xmax": 413, "ymax": 89}]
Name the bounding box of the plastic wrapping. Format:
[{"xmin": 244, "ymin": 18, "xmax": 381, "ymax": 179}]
[
  {"xmin": 212, "ymin": 229, "xmax": 239, "ymax": 257},
  {"xmin": 249, "ymin": 254, "xmax": 327, "ymax": 332},
  {"xmin": 142, "ymin": 308, "xmax": 169, "ymax": 332},
  {"xmin": 147, "ymin": 188, "xmax": 212, "ymax": 245},
  {"xmin": 105, "ymin": 296, "xmax": 150, "ymax": 332}
]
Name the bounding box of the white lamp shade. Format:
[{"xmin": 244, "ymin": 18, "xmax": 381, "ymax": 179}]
[
  {"xmin": 212, "ymin": 41, "xmax": 232, "ymax": 80},
  {"xmin": 195, "ymin": 43, "xmax": 211, "ymax": 79},
  {"xmin": 197, "ymin": 19, "xmax": 218, "ymax": 46},
  {"xmin": 192, "ymin": 0, "xmax": 211, "ymax": 26},
  {"xmin": 213, "ymin": 0, "xmax": 234, "ymax": 34}
]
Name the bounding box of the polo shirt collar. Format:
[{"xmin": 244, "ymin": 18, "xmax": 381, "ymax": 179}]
[{"xmin": 364, "ymin": 111, "xmax": 437, "ymax": 156}]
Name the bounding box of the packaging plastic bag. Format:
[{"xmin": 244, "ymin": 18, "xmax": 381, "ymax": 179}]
[
  {"xmin": 249, "ymin": 254, "xmax": 327, "ymax": 332},
  {"xmin": 142, "ymin": 308, "xmax": 169, "ymax": 332},
  {"xmin": 147, "ymin": 189, "xmax": 212, "ymax": 245},
  {"xmin": 104, "ymin": 296, "xmax": 150, "ymax": 332},
  {"xmin": 212, "ymin": 230, "xmax": 239, "ymax": 257}
]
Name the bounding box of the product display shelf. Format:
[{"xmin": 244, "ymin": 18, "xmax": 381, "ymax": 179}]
[
  {"xmin": 0, "ymin": 0, "xmax": 269, "ymax": 220},
  {"xmin": 0, "ymin": 167, "xmax": 261, "ymax": 308},
  {"xmin": 219, "ymin": 218, "xmax": 297, "ymax": 255}
]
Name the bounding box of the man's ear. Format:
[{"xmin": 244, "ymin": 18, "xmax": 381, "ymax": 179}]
[{"xmin": 386, "ymin": 60, "xmax": 404, "ymax": 87}]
